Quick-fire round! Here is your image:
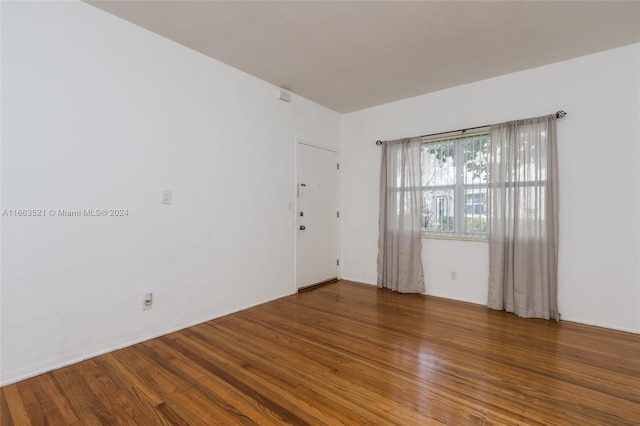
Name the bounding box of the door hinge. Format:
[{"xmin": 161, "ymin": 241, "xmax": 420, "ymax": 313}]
[
  {"xmin": 337, "ymin": 211, "xmax": 340, "ymax": 218},
  {"xmin": 337, "ymin": 259, "xmax": 340, "ymax": 266},
  {"xmin": 337, "ymin": 163, "xmax": 340, "ymax": 170}
]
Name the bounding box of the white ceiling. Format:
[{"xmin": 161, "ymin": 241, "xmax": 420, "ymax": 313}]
[{"xmin": 87, "ymin": 1, "xmax": 640, "ymax": 113}]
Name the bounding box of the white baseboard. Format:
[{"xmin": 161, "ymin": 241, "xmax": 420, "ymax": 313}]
[
  {"xmin": 558, "ymin": 315, "xmax": 640, "ymax": 335},
  {"xmin": 0, "ymin": 290, "xmax": 293, "ymax": 386}
]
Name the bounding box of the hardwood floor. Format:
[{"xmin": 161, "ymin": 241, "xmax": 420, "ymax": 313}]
[{"xmin": 2, "ymin": 280, "xmax": 639, "ymax": 425}]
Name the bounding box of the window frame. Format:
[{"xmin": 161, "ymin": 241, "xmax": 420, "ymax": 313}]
[{"xmin": 421, "ymin": 128, "xmax": 490, "ymax": 240}]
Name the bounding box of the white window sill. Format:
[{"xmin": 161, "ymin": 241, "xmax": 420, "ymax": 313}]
[{"xmin": 421, "ymin": 235, "xmax": 488, "ymax": 243}]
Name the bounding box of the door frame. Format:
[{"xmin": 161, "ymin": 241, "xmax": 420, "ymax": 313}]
[{"xmin": 294, "ymin": 139, "xmax": 341, "ymax": 291}]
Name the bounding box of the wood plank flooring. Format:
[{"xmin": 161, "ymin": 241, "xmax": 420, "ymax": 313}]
[{"xmin": 2, "ymin": 280, "xmax": 639, "ymax": 425}]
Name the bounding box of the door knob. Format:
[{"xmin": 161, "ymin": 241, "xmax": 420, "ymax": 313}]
[{"xmin": 299, "ymin": 225, "xmax": 306, "ymax": 230}]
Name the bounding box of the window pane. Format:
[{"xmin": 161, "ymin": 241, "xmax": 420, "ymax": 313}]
[
  {"xmin": 463, "ymin": 135, "xmax": 489, "ymax": 185},
  {"xmin": 422, "ymin": 141, "xmax": 455, "ymax": 187},
  {"xmin": 464, "ymin": 188, "xmax": 487, "ymax": 234},
  {"xmin": 423, "ymin": 188, "xmax": 454, "ymax": 233}
]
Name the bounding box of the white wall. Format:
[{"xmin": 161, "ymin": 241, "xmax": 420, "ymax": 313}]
[
  {"xmin": 341, "ymin": 44, "xmax": 640, "ymax": 333},
  {"xmin": 0, "ymin": 1, "xmax": 340, "ymax": 385}
]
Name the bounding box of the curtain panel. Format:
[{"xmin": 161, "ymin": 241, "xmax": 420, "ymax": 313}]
[
  {"xmin": 377, "ymin": 137, "xmax": 425, "ymax": 293},
  {"xmin": 487, "ymin": 115, "xmax": 559, "ymax": 320}
]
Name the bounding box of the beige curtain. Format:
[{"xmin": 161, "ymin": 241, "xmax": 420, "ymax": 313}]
[
  {"xmin": 487, "ymin": 115, "xmax": 559, "ymax": 320},
  {"xmin": 377, "ymin": 137, "xmax": 425, "ymax": 293}
]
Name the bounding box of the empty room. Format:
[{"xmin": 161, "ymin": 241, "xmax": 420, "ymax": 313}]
[{"xmin": 1, "ymin": 1, "xmax": 639, "ymax": 424}]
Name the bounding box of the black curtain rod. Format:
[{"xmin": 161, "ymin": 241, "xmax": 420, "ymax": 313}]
[{"xmin": 375, "ymin": 110, "xmax": 567, "ymax": 146}]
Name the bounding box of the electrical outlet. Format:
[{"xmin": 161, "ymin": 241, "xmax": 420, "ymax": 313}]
[
  {"xmin": 142, "ymin": 292, "xmax": 153, "ymax": 310},
  {"xmin": 162, "ymin": 190, "xmax": 172, "ymax": 205},
  {"xmin": 450, "ymin": 271, "xmax": 457, "ymax": 280}
]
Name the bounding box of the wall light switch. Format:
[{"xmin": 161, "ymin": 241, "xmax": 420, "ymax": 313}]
[{"xmin": 162, "ymin": 190, "xmax": 172, "ymax": 205}]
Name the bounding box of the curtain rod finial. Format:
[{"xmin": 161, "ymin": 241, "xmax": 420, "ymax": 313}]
[
  {"xmin": 556, "ymin": 110, "xmax": 567, "ymax": 119},
  {"xmin": 376, "ymin": 140, "xmax": 383, "ymax": 146}
]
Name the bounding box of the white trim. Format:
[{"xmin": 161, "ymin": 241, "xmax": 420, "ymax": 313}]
[
  {"xmin": 297, "ymin": 139, "xmax": 339, "ymax": 154},
  {"xmin": 294, "ymin": 139, "xmax": 341, "ymax": 291},
  {"xmin": 0, "ymin": 289, "xmax": 293, "ymax": 386}
]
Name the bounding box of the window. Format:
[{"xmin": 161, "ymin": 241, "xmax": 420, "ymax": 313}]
[
  {"xmin": 466, "ymin": 193, "xmax": 485, "ymax": 215},
  {"xmin": 421, "ymin": 130, "xmax": 489, "ymax": 238}
]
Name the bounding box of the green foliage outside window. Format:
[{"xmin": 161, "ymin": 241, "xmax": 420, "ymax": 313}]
[{"xmin": 466, "ymin": 217, "xmax": 487, "ymax": 234}]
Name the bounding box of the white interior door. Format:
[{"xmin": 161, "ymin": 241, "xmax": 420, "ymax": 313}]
[{"xmin": 296, "ymin": 143, "xmax": 338, "ymax": 289}]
